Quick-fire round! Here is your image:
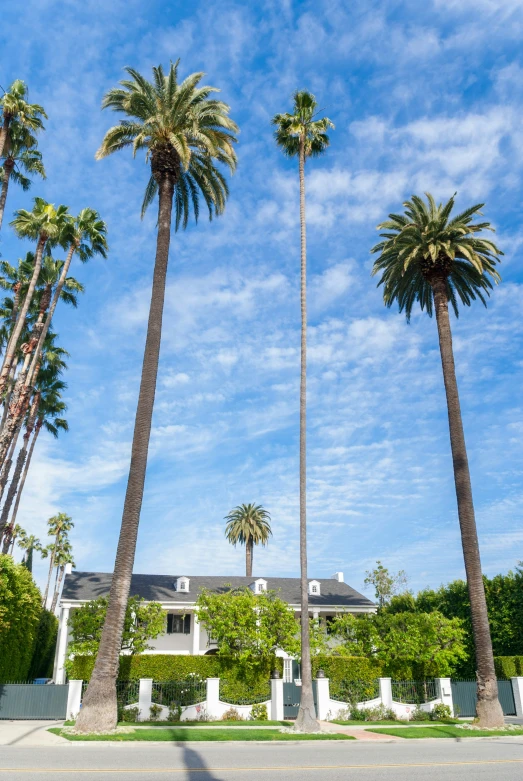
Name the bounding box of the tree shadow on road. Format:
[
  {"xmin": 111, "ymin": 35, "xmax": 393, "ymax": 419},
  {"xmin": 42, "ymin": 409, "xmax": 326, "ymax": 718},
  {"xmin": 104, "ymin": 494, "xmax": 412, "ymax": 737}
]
[{"xmin": 180, "ymin": 744, "xmax": 225, "ymax": 780}]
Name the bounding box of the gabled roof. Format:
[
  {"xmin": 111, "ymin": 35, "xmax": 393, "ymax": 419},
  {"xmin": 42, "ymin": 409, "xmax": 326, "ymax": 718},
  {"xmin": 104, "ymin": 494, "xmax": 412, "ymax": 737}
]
[{"xmin": 62, "ymin": 572, "xmax": 375, "ymax": 609}]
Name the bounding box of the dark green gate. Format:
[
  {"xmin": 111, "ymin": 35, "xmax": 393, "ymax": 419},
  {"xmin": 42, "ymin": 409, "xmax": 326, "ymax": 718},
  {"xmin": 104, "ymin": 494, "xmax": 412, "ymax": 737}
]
[
  {"xmin": 451, "ymin": 680, "xmax": 516, "ymax": 717},
  {"xmin": 283, "ymin": 680, "xmax": 318, "ymax": 719},
  {"xmin": 0, "ymin": 684, "xmax": 69, "ymax": 720}
]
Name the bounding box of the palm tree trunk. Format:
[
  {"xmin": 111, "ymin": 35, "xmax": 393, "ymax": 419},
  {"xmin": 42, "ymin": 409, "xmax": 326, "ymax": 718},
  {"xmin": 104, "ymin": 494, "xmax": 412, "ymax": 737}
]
[
  {"xmin": 431, "ymin": 274, "xmax": 503, "ymax": 728},
  {"xmin": 0, "ymin": 233, "xmax": 46, "ymax": 392},
  {"xmin": 0, "ymin": 364, "xmax": 18, "ymax": 436},
  {"xmin": 27, "ymin": 245, "xmax": 75, "ymax": 388},
  {"xmin": 0, "ymin": 421, "xmax": 23, "ymax": 511},
  {"xmin": 42, "ymin": 548, "xmax": 55, "ymax": 609},
  {"xmin": 246, "ymin": 538, "xmax": 253, "ymax": 577},
  {"xmin": 295, "ymin": 139, "xmax": 318, "ymax": 732},
  {"xmin": 0, "ymin": 443, "xmax": 27, "ymax": 551},
  {"xmin": 0, "ymin": 161, "xmax": 13, "ymax": 231},
  {"xmin": 0, "ymin": 384, "xmax": 30, "ymax": 475},
  {"xmin": 50, "ymin": 566, "xmax": 65, "ymax": 614},
  {"xmin": 0, "ymin": 117, "xmax": 10, "ymax": 160},
  {"xmin": 75, "ymin": 171, "xmax": 175, "ymax": 733},
  {"xmin": 8, "ymin": 423, "xmax": 40, "ymax": 533}
]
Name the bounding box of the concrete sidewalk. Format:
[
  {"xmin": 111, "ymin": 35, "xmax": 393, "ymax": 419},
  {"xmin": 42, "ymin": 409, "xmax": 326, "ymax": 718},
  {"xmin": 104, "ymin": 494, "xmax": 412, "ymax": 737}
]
[{"xmin": 0, "ymin": 720, "xmax": 67, "ymax": 746}]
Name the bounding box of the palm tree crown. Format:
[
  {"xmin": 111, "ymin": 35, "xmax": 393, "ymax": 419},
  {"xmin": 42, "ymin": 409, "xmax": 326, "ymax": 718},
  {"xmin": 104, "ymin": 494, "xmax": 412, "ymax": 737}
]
[
  {"xmin": 95, "ymin": 62, "xmax": 239, "ymax": 224},
  {"xmin": 371, "ymin": 193, "xmax": 503, "ymax": 320},
  {"xmin": 272, "ymin": 90, "xmax": 334, "ymax": 158},
  {"xmin": 225, "ymin": 503, "xmax": 272, "ymax": 547},
  {"xmin": 1, "ymin": 80, "xmax": 46, "ymax": 131}
]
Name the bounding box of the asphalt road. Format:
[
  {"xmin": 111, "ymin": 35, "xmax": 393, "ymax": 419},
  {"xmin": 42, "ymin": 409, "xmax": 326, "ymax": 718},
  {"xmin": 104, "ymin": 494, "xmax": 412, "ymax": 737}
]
[{"xmin": 1, "ymin": 739, "xmax": 523, "ymax": 780}]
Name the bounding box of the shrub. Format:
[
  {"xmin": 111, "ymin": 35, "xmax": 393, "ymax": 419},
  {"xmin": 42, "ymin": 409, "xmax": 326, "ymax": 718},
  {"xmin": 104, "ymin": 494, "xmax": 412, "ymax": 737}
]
[
  {"xmin": 410, "ymin": 707, "xmax": 431, "ymax": 721},
  {"xmin": 0, "ymin": 555, "xmax": 42, "ymax": 681},
  {"xmin": 149, "ymin": 703, "xmax": 163, "ymax": 721},
  {"xmin": 168, "ymin": 703, "xmax": 183, "ymax": 722},
  {"xmin": 222, "ymin": 707, "xmax": 242, "ymax": 721},
  {"xmin": 121, "ymin": 706, "xmax": 140, "ymax": 723},
  {"xmin": 251, "ymin": 703, "xmax": 268, "ymax": 720},
  {"xmin": 431, "ymin": 703, "xmax": 452, "ymax": 721},
  {"xmin": 349, "ymin": 704, "xmax": 396, "ymax": 722}
]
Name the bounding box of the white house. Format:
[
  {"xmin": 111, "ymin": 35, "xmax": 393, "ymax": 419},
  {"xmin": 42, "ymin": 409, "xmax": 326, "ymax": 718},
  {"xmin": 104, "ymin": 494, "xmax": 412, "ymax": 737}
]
[{"xmin": 54, "ymin": 571, "xmax": 376, "ymax": 683}]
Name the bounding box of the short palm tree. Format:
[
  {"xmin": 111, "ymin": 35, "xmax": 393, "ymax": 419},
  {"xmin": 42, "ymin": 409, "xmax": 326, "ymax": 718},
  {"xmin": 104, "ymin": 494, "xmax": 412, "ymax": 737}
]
[
  {"xmin": 0, "ymin": 80, "xmax": 46, "ymax": 158},
  {"xmin": 0, "ymin": 124, "xmax": 46, "ymax": 230},
  {"xmin": 1, "ymin": 199, "xmax": 69, "ymax": 395},
  {"xmin": 272, "ymin": 91, "xmax": 333, "ymax": 733},
  {"xmin": 225, "ymin": 504, "xmax": 272, "ymax": 577},
  {"xmin": 41, "ymin": 512, "xmax": 74, "ymax": 609},
  {"xmin": 75, "ymin": 61, "xmax": 238, "ymax": 734},
  {"xmin": 371, "ymin": 193, "xmax": 504, "ymax": 728},
  {"xmin": 18, "ymin": 530, "xmax": 41, "ymax": 573}
]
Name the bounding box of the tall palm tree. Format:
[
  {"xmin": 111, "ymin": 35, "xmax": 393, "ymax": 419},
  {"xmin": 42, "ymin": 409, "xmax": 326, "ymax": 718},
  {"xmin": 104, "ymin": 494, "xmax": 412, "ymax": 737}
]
[
  {"xmin": 0, "ymin": 80, "xmax": 46, "ymax": 158},
  {"xmin": 272, "ymin": 91, "xmax": 333, "ymax": 733},
  {"xmin": 2, "ymin": 199, "xmax": 69, "ymax": 393},
  {"xmin": 371, "ymin": 193, "xmax": 504, "ymax": 727},
  {"xmin": 0, "ymin": 124, "xmax": 46, "ymax": 230},
  {"xmin": 75, "ymin": 61, "xmax": 238, "ymax": 734},
  {"xmin": 26, "ymin": 208, "xmax": 107, "ymax": 390},
  {"xmin": 18, "ymin": 530, "xmax": 41, "ymax": 573},
  {"xmin": 224, "ymin": 503, "xmax": 272, "ymax": 577},
  {"xmin": 41, "ymin": 513, "xmax": 73, "ymax": 608}
]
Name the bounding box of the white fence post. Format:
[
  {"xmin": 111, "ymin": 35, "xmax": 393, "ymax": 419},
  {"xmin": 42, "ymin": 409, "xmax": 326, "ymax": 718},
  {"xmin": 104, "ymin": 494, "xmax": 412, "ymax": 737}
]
[
  {"xmin": 270, "ymin": 676, "xmax": 284, "ymax": 721},
  {"xmin": 436, "ymin": 677, "xmax": 454, "ymax": 715},
  {"xmin": 138, "ymin": 678, "xmax": 153, "ymax": 722},
  {"xmin": 206, "ymin": 677, "xmax": 220, "ymax": 719},
  {"xmin": 511, "ymin": 677, "xmax": 523, "ymax": 717},
  {"xmin": 315, "ymin": 677, "xmax": 330, "ymax": 720},
  {"xmin": 66, "ymin": 680, "xmax": 82, "ymax": 720},
  {"xmin": 379, "ymin": 677, "xmax": 393, "ymax": 708}
]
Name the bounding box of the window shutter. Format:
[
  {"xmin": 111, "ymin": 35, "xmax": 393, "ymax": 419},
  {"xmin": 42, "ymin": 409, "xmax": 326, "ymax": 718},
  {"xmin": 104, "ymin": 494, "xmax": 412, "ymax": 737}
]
[
  {"xmin": 184, "ymin": 614, "xmax": 191, "ymax": 634},
  {"xmin": 167, "ymin": 614, "xmax": 173, "ymax": 634}
]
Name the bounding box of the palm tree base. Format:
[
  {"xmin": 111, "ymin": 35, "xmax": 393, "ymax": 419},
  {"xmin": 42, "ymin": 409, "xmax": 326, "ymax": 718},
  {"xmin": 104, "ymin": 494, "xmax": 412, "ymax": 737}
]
[
  {"xmin": 294, "ymin": 706, "xmax": 321, "ymax": 733},
  {"xmin": 74, "ymin": 677, "xmax": 117, "ymax": 733},
  {"xmin": 476, "ymin": 682, "xmax": 505, "ymax": 728}
]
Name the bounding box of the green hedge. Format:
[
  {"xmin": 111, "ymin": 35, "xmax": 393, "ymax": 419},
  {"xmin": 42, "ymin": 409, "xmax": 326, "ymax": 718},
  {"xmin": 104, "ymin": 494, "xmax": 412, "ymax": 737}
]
[
  {"xmin": 0, "ymin": 555, "xmax": 42, "ymax": 681},
  {"xmin": 28, "ymin": 610, "xmax": 59, "ymax": 679},
  {"xmin": 311, "ymin": 656, "xmax": 383, "ymax": 690},
  {"xmin": 70, "ymin": 654, "xmax": 283, "ymax": 703},
  {"xmin": 494, "ymin": 656, "xmax": 523, "ymax": 679}
]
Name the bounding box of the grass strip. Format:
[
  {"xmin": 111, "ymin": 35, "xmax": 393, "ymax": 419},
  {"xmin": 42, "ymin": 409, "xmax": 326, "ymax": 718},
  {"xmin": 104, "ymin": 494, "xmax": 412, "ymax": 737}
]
[
  {"xmin": 49, "ymin": 728, "xmax": 353, "ymax": 742},
  {"xmin": 63, "ymin": 720, "xmax": 290, "ymax": 728},
  {"xmin": 332, "ymin": 720, "xmax": 462, "ymax": 726},
  {"xmin": 366, "ymin": 726, "xmax": 523, "ymax": 739}
]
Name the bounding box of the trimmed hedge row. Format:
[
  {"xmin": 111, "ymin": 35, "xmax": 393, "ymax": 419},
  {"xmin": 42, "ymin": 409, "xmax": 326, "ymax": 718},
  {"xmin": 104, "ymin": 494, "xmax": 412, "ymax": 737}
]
[
  {"xmin": 70, "ymin": 654, "xmax": 283, "ymax": 703},
  {"xmin": 0, "ymin": 556, "xmax": 43, "ymax": 681},
  {"xmin": 494, "ymin": 656, "xmax": 523, "ymax": 679}
]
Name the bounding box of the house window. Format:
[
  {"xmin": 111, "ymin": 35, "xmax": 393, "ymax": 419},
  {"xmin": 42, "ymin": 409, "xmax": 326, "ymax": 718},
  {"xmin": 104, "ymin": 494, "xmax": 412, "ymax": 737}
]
[
  {"xmin": 283, "ymin": 659, "xmax": 292, "ymax": 682},
  {"xmin": 167, "ymin": 614, "xmax": 191, "ymax": 634},
  {"xmin": 257, "ymin": 583, "xmax": 265, "ymax": 593},
  {"xmin": 312, "ymin": 585, "xmax": 317, "ymax": 593}
]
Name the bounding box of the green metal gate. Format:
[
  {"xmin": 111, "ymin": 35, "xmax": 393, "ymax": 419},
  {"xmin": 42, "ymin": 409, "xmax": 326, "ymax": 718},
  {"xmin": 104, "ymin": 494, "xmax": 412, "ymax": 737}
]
[
  {"xmin": 283, "ymin": 680, "xmax": 318, "ymax": 719},
  {"xmin": 451, "ymin": 680, "xmax": 516, "ymax": 717},
  {"xmin": 0, "ymin": 684, "xmax": 69, "ymax": 720}
]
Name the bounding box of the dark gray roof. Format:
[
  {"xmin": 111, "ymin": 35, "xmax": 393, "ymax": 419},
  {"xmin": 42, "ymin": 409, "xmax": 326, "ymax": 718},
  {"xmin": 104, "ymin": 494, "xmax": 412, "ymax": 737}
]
[{"xmin": 62, "ymin": 572, "xmax": 375, "ymax": 608}]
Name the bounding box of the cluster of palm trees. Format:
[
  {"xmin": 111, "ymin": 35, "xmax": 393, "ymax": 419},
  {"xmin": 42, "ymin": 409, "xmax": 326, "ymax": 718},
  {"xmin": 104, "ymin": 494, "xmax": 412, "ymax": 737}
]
[
  {"xmin": 0, "ymin": 80, "xmax": 108, "ymax": 562},
  {"xmin": 25, "ymin": 59, "xmax": 500, "ymax": 733}
]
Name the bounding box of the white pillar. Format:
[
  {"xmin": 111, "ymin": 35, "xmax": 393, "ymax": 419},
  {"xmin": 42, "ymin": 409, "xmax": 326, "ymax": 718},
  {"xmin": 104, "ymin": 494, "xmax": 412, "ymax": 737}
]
[
  {"xmin": 192, "ymin": 613, "xmax": 200, "ymax": 655},
  {"xmin": 138, "ymin": 678, "xmax": 153, "ymax": 721},
  {"xmin": 270, "ymin": 677, "xmax": 284, "ymax": 721},
  {"xmin": 436, "ymin": 677, "xmax": 454, "ymax": 715},
  {"xmin": 206, "ymin": 677, "xmax": 220, "ymax": 719},
  {"xmin": 511, "ymin": 677, "xmax": 523, "ymax": 717},
  {"xmin": 315, "ymin": 677, "xmax": 330, "ymax": 720},
  {"xmin": 66, "ymin": 680, "xmax": 82, "ymax": 720},
  {"xmin": 379, "ymin": 677, "xmax": 393, "ymax": 707},
  {"xmin": 54, "ymin": 606, "xmax": 70, "ymax": 684},
  {"xmin": 312, "ymin": 610, "xmax": 319, "ymax": 620}
]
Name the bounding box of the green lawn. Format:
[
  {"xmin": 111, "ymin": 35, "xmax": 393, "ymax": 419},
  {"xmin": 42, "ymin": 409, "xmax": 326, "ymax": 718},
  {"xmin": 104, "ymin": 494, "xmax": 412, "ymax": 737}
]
[
  {"xmin": 367, "ymin": 726, "xmax": 523, "ymax": 739},
  {"xmin": 332, "ymin": 720, "xmax": 462, "ymax": 726},
  {"xmin": 49, "ymin": 728, "xmax": 354, "ymax": 742},
  {"xmin": 63, "ymin": 720, "xmax": 290, "ymax": 728}
]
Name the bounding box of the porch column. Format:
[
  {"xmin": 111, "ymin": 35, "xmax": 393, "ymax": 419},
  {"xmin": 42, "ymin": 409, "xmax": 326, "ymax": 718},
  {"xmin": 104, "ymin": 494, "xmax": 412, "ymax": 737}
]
[
  {"xmin": 54, "ymin": 605, "xmax": 70, "ymax": 684},
  {"xmin": 192, "ymin": 612, "xmax": 200, "ymax": 655}
]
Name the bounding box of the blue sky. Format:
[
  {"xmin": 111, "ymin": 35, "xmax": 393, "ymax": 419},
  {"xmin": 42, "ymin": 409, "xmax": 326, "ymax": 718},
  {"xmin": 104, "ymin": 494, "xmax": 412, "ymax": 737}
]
[{"xmin": 2, "ymin": 0, "xmax": 523, "ymax": 597}]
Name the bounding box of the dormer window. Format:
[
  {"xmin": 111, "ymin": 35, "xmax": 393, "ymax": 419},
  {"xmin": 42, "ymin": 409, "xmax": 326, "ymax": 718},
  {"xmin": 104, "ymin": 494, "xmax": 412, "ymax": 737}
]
[
  {"xmin": 250, "ymin": 578, "xmax": 267, "ymax": 593},
  {"xmin": 174, "ymin": 576, "xmax": 190, "ymax": 593},
  {"xmin": 308, "ymin": 580, "xmax": 320, "ymax": 596}
]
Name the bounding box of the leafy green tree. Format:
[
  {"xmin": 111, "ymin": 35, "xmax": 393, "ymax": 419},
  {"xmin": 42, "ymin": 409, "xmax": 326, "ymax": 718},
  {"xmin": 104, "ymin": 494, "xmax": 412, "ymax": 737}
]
[
  {"xmin": 0, "ymin": 553, "xmax": 42, "ymax": 680},
  {"xmin": 196, "ymin": 587, "xmax": 300, "ymax": 667},
  {"xmin": 224, "ymin": 503, "xmax": 272, "ymax": 577},
  {"xmin": 76, "ymin": 61, "xmax": 238, "ymax": 734},
  {"xmin": 0, "ymin": 124, "xmax": 46, "ymax": 230},
  {"xmin": 371, "ymin": 193, "xmax": 503, "ymax": 727},
  {"xmin": 65, "ymin": 596, "xmax": 165, "ymax": 675},
  {"xmin": 0, "ymin": 80, "xmax": 46, "ymax": 159},
  {"xmin": 331, "ymin": 611, "xmax": 466, "ymax": 678},
  {"xmin": 272, "ymin": 90, "xmax": 334, "ymax": 733},
  {"xmin": 364, "ymin": 560, "xmax": 408, "ymax": 609}
]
